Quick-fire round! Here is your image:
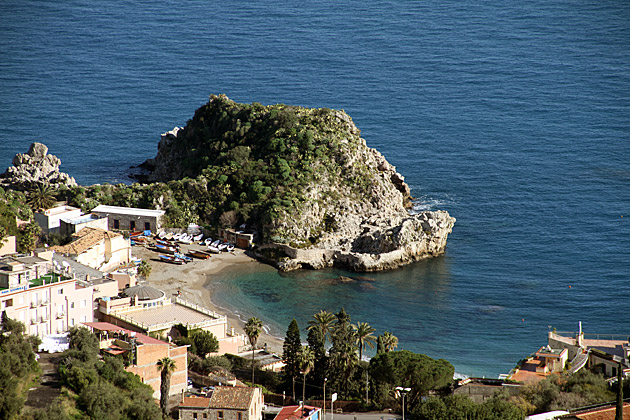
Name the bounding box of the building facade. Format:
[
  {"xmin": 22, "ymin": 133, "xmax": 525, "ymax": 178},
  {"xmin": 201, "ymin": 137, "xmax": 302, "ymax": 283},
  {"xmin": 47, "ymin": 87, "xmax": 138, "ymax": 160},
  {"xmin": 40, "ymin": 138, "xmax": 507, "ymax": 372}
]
[
  {"xmin": 91, "ymin": 205, "xmax": 165, "ymax": 233},
  {"xmin": 179, "ymin": 386, "xmax": 263, "ymax": 420},
  {"xmin": 51, "ymin": 227, "xmax": 131, "ymax": 272},
  {"xmin": 34, "ymin": 205, "xmax": 82, "ymax": 234},
  {"xmin": 84, "ymin": 321, "xmax": 188, "ymax": 399}
]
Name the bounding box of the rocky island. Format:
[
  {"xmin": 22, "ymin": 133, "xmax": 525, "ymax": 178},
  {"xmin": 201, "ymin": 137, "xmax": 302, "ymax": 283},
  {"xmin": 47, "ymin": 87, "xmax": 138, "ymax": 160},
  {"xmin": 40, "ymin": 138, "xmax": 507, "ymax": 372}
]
[
  {"xmin": 2, "ymin": 95, "xmax": 454, "ymax": 271},
  {"xmin": 141, "ymin": 95, "xmax": 455, "ymax": 271}
]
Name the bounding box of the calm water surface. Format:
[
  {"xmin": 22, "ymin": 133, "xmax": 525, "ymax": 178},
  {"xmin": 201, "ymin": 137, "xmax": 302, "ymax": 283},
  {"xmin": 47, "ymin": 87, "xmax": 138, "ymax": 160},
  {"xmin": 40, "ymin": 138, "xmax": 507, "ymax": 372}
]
[{"xmin": 1, "ymin": 0, "xmax": 629, "ymax": 376}]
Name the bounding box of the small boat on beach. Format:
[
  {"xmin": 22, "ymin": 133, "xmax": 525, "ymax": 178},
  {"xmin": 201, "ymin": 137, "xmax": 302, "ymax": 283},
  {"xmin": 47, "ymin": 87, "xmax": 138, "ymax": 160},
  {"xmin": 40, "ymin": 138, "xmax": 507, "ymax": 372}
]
[
  {"xmin": 174, "ymin": 253, "xmax": 193, "ymax": 263},
  {"xmin": 204, "ymin": 238, "xmax": 213, "ymax": 246},
  {"xmin": 159, "ymin": 254, "xmax": 184, "ymax": 265},
  {"xmin": 207, "ymin": 245, "xmax": 221, "ymax": 254},
  {"xmin": 193, "ymin": 233, "xmax": 203, "ymax": 242},
  {"xmin": 153, "ymin": 244, "xmax": 177, "ymax": 254},
  {"xmin": 188, "ymin": 250, "xmax": 211, "ymax": 259}
]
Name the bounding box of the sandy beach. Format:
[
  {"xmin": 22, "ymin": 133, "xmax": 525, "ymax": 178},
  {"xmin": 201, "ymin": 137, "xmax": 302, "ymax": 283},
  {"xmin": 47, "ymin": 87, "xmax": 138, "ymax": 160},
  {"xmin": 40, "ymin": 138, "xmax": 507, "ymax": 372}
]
[{"xmin": 132, "ymin": 244, "xmax": 285, "ymax": 355}]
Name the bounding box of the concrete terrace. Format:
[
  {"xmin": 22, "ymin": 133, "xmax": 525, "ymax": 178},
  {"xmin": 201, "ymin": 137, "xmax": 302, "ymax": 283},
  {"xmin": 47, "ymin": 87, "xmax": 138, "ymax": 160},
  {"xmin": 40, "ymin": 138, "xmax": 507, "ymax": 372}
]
[{"xmin": 110, "ymin": 298, "xmax": 226, "ymax": 333}]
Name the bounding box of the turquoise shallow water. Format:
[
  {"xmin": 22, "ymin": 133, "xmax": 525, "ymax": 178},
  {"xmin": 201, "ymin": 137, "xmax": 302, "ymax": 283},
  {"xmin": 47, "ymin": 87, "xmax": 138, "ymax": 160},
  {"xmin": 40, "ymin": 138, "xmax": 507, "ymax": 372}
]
[{"xmin": 1, "ymin": 0, "xmax": 629, "ymax": 377}]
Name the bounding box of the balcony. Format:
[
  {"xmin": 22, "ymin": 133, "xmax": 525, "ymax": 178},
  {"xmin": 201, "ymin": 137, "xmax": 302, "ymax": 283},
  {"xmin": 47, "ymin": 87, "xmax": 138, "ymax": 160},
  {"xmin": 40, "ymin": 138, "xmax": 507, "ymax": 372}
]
[
  {"xmin": 56, "ymin": 312, "xmax": 65, "ymax": 319},
  {"xmin": 31, "ymin": 318, "xmax": 38, "ymax": 325},
  {"xmin": 30, "ymin": 302, "xmax": 38, "ymax": 308},
  {"xmin": 40, "ymin": 300, "xmax": 49, "ymax": 306}
]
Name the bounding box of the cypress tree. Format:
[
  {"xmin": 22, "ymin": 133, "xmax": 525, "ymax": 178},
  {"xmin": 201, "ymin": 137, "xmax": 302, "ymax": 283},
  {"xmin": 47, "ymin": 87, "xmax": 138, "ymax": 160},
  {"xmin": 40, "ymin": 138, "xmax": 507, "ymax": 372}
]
[
  {"xmin": 616, "ymin": 363, "xmax": 623, "ymax": 420},
  {"xmin": 283, "ymin": 319, "xmax": 302, "ymax": 400}
]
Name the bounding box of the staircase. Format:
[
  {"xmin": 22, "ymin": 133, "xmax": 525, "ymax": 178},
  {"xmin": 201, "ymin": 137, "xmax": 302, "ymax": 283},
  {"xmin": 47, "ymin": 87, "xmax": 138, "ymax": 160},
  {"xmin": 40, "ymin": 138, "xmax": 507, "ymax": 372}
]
[{"xmin": 568, "ymin": 349, "xmax": 590, "ymax": 375}]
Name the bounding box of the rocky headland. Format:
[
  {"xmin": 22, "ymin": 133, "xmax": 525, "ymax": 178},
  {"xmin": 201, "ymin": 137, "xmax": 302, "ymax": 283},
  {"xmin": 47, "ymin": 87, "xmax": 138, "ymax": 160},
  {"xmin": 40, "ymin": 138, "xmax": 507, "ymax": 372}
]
[
  {"xmin": 143, "ymin": 95, "xmax": 455, "ymax": 271},
  {"xmin": 0, "ymin": 142, "xmax": 76, "ymax": 191}
]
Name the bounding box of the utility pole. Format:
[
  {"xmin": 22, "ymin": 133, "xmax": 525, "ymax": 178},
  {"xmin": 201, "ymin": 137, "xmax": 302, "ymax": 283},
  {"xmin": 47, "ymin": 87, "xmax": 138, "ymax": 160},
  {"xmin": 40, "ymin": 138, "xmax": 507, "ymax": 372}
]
[{"xmin": 323, "ymin": 377, "xmax": 327, "ymax": 420}]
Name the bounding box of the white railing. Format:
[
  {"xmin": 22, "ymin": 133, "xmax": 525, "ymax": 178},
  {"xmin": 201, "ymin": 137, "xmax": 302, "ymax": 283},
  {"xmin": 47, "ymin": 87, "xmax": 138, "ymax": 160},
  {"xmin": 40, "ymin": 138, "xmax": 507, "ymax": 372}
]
[{"xmin": 174, "ymin": 297, "xmax": 226, "ymax": 321}]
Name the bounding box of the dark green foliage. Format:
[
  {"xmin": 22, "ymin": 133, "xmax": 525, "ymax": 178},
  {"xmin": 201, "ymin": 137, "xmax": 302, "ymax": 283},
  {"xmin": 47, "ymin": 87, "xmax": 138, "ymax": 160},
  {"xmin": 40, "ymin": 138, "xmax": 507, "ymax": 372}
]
[
  {"xmin": 516, "ymin": 370, "xmax": 615, "ymax": 415},
  {"xmin": 176, "ymin": 328, "xmax": 220, "ymax": 358},
  {"xmin": 306, "ymin": 327, "xmax": 328, "ymax": 396},
  {"xmin": 64, "ymin": 95, "xmax": 382, "ymax": 247},
  {"xmin": 369, "ymin": 350, "xmax": 454, "ymax": 409},
  {"xmin": 283, "ymin": 319, "xmax": 302, "ymax": 399},
  {"xmin": 414, "ymin": 394, "xmax": 525, "ymax": 420},
  {"xmin": 0, "ymin": 312, "xmax": 41, "ymax": 420},
  {"xmin": 58, "ymin": 327, "xmax": 162, "ymax": 419},
  {"xmin": 328, "ymin": 308, "xmax": 358, "ymax": 398}
]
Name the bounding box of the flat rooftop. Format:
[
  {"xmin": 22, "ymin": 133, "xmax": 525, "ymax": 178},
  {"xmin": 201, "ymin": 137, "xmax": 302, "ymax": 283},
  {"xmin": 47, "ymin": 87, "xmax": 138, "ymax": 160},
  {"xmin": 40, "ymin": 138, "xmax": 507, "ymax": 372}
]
[
  {"xmin": 113, "ymin": 302, "xmax": 225, "ymax": 329},
  {"xmin": 91, "ymin": 205, "xmax": 165, "ymax": 218}
]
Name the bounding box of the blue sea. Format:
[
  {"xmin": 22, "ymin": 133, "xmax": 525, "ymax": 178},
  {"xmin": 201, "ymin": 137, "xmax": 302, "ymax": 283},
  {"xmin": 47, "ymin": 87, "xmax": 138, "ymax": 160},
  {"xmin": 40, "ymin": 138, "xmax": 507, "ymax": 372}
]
[{"xmin": 1, "ymin": 1, "xmax": 629, "ymax": 377}]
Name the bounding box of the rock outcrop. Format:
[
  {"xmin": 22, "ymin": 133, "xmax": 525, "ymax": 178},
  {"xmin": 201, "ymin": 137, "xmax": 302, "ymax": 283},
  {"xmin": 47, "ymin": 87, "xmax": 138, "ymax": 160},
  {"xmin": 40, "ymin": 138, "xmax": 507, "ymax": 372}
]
[
  {"xmin": 144, "ymin": 95, "xmax": 455, "ymax": 272},
  {"xmin": 0, "ymin": 142, "xmax": 77, "ymax": 190}
]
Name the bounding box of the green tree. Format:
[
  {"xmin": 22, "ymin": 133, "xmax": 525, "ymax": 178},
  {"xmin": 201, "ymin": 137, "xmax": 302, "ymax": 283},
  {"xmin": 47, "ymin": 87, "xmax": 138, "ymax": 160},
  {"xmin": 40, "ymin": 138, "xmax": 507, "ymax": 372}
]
[
  {"xmin": 283, "ymin": 319, "xmax": 302, "ymax": 400},
  {"xmin": 244, "ymin": 317, "xmax": 263, "ymax": 384},
  {"xmin": 616, "ymin": 363, "xmax": 624, "ymax": 420},
  {"xmin": 137, "ymin": 260, "xmax": 151, "ymax": 280},
  {"xmin": 369, "ymin": 350, "xmax": 454, "ymax": 409},
  {"xmin": 307, "ymin": 310, "xmax": 336, "ymax": 346},
  {"xmin": 353, "ymin": 322, "xmax": 376, "ymax": 361},
  {"xmin": 328, "ymin": 308, "xmax": 358, "ymax": 398},
  {"xmin": 190, "ymin": 329, "xmax": 219, "ymax": 357},
  {"xmin": 380, "ymin": 331, "xmax": 398, "ymax": 352},
  {"xmin": 17, "ymin": 222, "xmax": 41, "ymax": 253},
  {"xmin": 298, "ymin": 346, "xmax": 315, "ymax": 404},
  {"xmin": 0, "ymin": 312, "xmax": 41, "ymax": 420},
  {"xmin": 157, "ymin": 357, "xmax": 176, "ymax": 417},
  {"xmin": 26, "ymin": 184, "xmax": 56, "ymax": 212}
]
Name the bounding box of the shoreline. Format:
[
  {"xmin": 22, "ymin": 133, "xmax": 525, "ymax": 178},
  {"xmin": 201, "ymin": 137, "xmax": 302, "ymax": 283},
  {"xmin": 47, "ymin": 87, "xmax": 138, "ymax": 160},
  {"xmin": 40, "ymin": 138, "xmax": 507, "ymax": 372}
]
[{"xmin": 132, "ymin": 245, "xmax": 285, "ymax": 355}]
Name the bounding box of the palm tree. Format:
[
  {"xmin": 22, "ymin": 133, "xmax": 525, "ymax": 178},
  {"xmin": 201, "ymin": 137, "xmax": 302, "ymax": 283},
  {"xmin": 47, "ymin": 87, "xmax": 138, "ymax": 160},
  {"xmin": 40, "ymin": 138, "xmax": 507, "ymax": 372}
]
[
  {"xmin": 381, "ymin": 331, "xmax": 398, "ymax": 352},
  {"xmin": 244, "ymin": 317, "xmax": 263, "ymax": 384},
  {"xmin": 157, "ymin": 357, "xmax": 176, "ymax": 417},
  {"xmin": 297, "ymin": 346, "xmax": 315, "ymax": 405},
  {"xmin": 26, "ymin": 184, "xmax": 56, "ymax": 212},
  {"xmin": 353, "ymin": 322, "xmax": 376, "ymax": 361},
  {"xmin": 137, "ymin": 260, "xmax": 152, "ymax": 280},
  {"xmin": 307, "ymin": 310, "xmax": 336, "ymax": 345}
]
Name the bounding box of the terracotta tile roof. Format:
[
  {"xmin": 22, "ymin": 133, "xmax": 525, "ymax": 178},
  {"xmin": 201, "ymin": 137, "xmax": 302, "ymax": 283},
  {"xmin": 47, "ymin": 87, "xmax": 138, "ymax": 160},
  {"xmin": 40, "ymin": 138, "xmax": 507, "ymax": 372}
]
[
  {"xmin": 275, "ymin": 405, "xmax": 321, "ymax": 420},
  {"xmin": 51, "ymin": 227, "xmax": 122, "ymax": 255},
  {"xmin": 566, "ymin": 402, "xmax": 630, "ymax": 420},
  {"xmin": 83, "ymin": 321, "xmax": 167, "ymax": 345},
  {"xmin": 180, "ymin": 396, "xmax": 211, "ymax": 409},
  {"xmin": 209, "ymin": 386, "xmax": 257, "ymax": 410}
]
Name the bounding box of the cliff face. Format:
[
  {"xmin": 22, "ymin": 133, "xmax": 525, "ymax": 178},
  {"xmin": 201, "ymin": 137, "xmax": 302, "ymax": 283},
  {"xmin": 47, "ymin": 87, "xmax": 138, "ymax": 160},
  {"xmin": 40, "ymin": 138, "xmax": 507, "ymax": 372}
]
[
  {"xmin": 146, "ymin": 95, "xmax": 455, "ymax": 271},
  {"xmin": 0, "ymin": 142, "xmax": 77, "ymax": 191}
]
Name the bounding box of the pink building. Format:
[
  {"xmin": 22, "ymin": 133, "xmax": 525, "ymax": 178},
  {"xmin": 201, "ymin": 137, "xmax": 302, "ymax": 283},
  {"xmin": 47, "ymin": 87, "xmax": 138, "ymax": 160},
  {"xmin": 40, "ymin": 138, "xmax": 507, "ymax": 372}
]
[{"xmin": 0, "ymin": 254, "xmax": 116, "ymax": 338}]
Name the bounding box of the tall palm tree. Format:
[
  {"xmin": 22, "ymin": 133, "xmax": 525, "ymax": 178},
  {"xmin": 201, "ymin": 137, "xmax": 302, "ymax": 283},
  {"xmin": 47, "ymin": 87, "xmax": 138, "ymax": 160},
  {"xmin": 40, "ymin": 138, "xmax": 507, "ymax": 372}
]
[
  {"xmin": 244, "ymin": 317, "xmax": 263, "ymax": 384},
  {"xmin": 381, "ymin": 331, "xmax": 398, "ymax": 352},
  {"xmin": 26, "ymin": 184, "xmax": 56, "ymax": 212},
  {"xmin": 157, "ymin": 357, "xmax": 176, "ymax": 417},
  {"xmin": 307, "ymin": 310, "xmax": 336, "ymax": 345},
  {"xmin": 297, "ymin": 346, "xmax": 315, "ymax": 405},
  {"xmin": 353, "ymin": 322, "xmax": 376, "ymax": 361}
]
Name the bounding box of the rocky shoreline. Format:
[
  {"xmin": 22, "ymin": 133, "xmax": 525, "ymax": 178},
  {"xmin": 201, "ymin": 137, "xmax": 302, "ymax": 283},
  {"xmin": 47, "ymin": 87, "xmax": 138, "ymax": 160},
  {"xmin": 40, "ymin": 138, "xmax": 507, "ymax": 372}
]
[{"xmin": 3, "ymin": 97, "xmax": 455, "ymax": 273}]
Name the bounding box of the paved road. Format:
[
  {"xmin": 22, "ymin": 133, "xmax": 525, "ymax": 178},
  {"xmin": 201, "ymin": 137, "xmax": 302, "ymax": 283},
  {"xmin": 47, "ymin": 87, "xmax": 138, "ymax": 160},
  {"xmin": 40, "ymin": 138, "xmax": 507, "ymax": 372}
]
[{"xmin": 323, "ymin": 413, "xmax": 402, "ymax": 420}]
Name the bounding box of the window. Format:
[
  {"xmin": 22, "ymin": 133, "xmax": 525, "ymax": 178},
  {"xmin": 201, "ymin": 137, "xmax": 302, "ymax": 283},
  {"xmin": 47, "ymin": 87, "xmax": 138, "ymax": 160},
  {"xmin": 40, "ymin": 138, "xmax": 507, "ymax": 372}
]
[
  {"xmin": 113, "ymin": 219, "xmax": 119, "ymax": 229},
  {"xmin": 81, "ymin": 315, "xmax": 87, "ymax": 323},
  {"xmin": 193, "ymin": 414, "xmax": 197, "ymax": 420},
  {"xmin": 70, "ymin": 302, "xmax": 75, "ymax": 309},
  {"xmin": 130, "ymin": 220, "xmax": 136, "ymax": 230},
  {"xmin": 144, "ymin": 222, "xmax": 150, "ymax": 231},
  {"xmin": 238, "ymin": 413, "xmax": 242, "ymax": 420},
  {"xmin": 218, "ymin": 411, "xmax": 224, "ymax": 420},
  {"xmin": 58, "ymin": 288, "xmax": 63, "ymax": 294},
  {"xmin": 70, "ymin": 318, "xmax": 75, "ymax": 326},
  {"xmin": 80, "ymin": 299, "xmax": 87, "ymax": 308},
  {"xmin": 203, "ymin": 414, "xmax": 208, "ymax": 419}
]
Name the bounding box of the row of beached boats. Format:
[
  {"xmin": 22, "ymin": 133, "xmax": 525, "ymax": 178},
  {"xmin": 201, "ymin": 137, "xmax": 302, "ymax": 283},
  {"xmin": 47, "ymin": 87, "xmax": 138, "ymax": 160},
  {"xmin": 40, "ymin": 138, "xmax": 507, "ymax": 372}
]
[{"xmin": 151, "ymin": 231, "xmax": 236, "ymax": 264}]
